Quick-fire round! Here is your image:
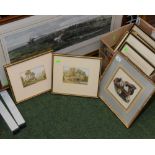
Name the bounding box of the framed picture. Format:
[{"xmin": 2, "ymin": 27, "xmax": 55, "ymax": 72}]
[
  {"xmin": 5, "ymin": 51, "xmax": 52, "ymax": 103},
  {"xmin": 119, "ymin": 33, "xmax": 155, "ymax": 67},
  {"xmin": 131, "ymin": 24, "xmax": 155, "ymax": 50},
  {"xmin": 0, "ymin": 15, "xmax": 112, "ymax": 90},
  {"xmin": 119, "ymin": 42, "xmax": 154, "ymax": 76},
  {"xmin": 98, "ymin": 53, "xmax": 155, "ymax": 128},
  {"xmin": 52, "ymin": 54, "xmax": 101, "ymax": 97}
]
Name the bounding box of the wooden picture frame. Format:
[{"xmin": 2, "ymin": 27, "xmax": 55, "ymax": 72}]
[
  {"xmin": 119, "ymin": 42, "xmax": 155, "ymax": 76},
  {"xmin": 4, "ymin": 50, "xmax": 52, "ymax": 103},
  {"xmin": 52, "ymin": 54, "xmax": 101, "ymax": 98},
  {"xmin": 98, "ymin": 53, "xmax": 155, "ymax": 128},
  {"xmin": 131, "ymin": 24, "xmax": 155, "ymax": 50},
  {"xmin": 119, "ymin": 32, "xmax": 155, "ymax": 68}
]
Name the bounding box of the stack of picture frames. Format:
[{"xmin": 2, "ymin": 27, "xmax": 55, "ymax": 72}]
[
  {"xmin": 99, "ymin": 24, "xmax": 155, "ymax": 128},
  {"xmin": 3, "ymin": 24, "xmax": 155, "ymax": 128}
]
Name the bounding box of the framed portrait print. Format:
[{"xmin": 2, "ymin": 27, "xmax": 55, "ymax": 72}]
[
  {"xmin": 5, "ymin": 51, "xmax": 52, "ymax": 103},
  {"xmin": 52, "ymin": 54, "xmax": 101, "ymax": 98},
  {"xmin": 98, "ymin": 53, "xmax": 155, "ymax": 128}
]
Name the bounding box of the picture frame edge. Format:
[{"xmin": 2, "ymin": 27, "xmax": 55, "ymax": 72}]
[
  {"xmin": 4, "ymin": 49, "xmax": 53, "ymax": 69},
  {"xmin": 119, "ymin": 42, "xmax": 155, "ymax": 76}
]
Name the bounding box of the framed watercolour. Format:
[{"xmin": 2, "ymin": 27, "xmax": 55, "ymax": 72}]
[
  {"xmin": 119, "ymin": 42, "xmax": 154, "ymax": 76},
  {"xmin": 5, "ymin": 51, "xmax": 52, "ymax": 103},
  {"xmin": 98, "ymin": 53, "xmax": 155, "ymax": 128},
  {"xmin": 52, "ymin": 54, "xmax": 101, "ymax": 98}
]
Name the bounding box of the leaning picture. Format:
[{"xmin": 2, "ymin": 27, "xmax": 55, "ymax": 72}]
[
  {"xmin": 20, "ymin": 66, "xmax": 47, "ymax": 87},
  {"xmin": 63, "ymin": 66, "xmax": 89, "ymax": 85}
]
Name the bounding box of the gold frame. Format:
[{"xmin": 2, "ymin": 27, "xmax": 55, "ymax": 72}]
[
  {"xmin": 98, "ymin": 52, "xmax": 155, "ymax": 128},
  {"xmin": 119, "ymin": 42, "xmax": 155, "ymax": 76},
  {"xmin": 51, "ymin": 53, "xmax": 102, "ymax": 98},
  {"xmin": 131, "ymin": 24, "xmax": 155, "ymax": 51},
  {"xmin": 4, "ymin": 50, "xmax": 52, "ymax": 104}
]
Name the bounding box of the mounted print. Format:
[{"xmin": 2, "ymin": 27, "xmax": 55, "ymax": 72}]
[
  {"xmin": 98, "ymin": 53, "xmax": 155, "ymax": 128},
  {"xmin": 5, "ymin": 51, "xmax": 52, "ymax": 103},
  {"xmin": 52, "ymin": 54, "xmax": 101, "ymax": 97}
]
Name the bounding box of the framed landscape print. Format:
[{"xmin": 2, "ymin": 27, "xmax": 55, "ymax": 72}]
[
  {"xmin": 98, "ymin": 53, "xmax": 155, "ymax": 128},
  {"xmin": 52, "ymin": 54, "xmax": 101, "ymax": 97},
  {"xmin": 5, "ymin": 51, "xmax": 52, "ymax": 103}
]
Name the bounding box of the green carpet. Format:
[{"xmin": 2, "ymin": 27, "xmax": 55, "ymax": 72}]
[{"xmin": 0, "ymin": 91, "xmax": 155, "ymax": 139}]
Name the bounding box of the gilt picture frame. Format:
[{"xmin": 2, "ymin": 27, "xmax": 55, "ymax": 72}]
[
  {"xmin": 98, "ymin": 53, "xmax": 155, "ymax": 128},
  {"xmin": 52, "ymin": 54, "xmax": 101, "ymax": 98},
  {"xmin": 5, "ymin": 50, "xmax": 52, "ymax": 103},
  {"xmin": 119, "ymin": 42, "xmax": 155, "ymax": 76},
  {"xmin": 131, "ymin": 24, "xmax": 155, "ymax": 50},
  {"xmin": 119, "ymin": 32, "xmax": 155, "ymax": 67}
]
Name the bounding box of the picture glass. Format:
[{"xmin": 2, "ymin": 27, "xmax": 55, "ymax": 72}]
[
  {"xmin": 20, "ymin": 65, "xmax": 47, "ymax": 88},
  {"xmin": 63, "ymin": 66, "xmax": 89, "ymax": 85},
  {"xmin": 107, "ymin": 68, "xmax": 141, "ymax": 109}
]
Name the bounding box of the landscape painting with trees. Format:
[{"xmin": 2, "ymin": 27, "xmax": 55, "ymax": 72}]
[
  {"xmin": 4, "ymin": 16, "xmax": 111, "ymax": 62},
  {"xmin": 20, "ymin": 66, "xmax": 46, "ymax": 87},
  {"xmin": 63, "ymin": 66, "xmax": 89, "ymax": 85}
]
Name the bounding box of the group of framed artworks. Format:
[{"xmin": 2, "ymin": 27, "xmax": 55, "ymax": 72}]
[
  {"xmin": 0, "ymin": 15, "xmax": 112, "ymax": 90},
  {"xmin": 5, "ymin": 51, "xmax": 101, "ymax": 103},
  {"xmin": 116, "ymin": 25, "xmax": 155, "ymax": 77},
  {"xmin": 3, "ymin": 24, "xmax": 155, "ymax": 128}
]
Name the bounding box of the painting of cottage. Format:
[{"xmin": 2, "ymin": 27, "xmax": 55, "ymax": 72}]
[
  {"xmin": 63, "ymin": 66, "xmax": 89, "ymax": 85},
  {"xmin": 21, "ymin": 66, "xmax": 46, "ymax": 87}
]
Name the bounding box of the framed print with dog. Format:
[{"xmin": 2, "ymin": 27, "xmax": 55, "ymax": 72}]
[{"xmin": 98, "ymin": 53, "xmax": 155, "ymax": 128}]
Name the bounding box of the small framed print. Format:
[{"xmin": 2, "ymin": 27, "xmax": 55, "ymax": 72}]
[
  {"xmin": 52, "ymin": 54, "xmax": 101, "ymax": 98},
  {"xmin": 5, "ymin": 51, "xmax": 52, "ymax": 103},
  {"xmin": 98, "ymin": 53, "xmax": 155, "ymax": 128}
]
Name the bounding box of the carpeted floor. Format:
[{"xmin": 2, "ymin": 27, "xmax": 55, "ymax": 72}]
[{"xmin": 0, "ymin": 91, "xmax": 155, "ymax": 139}]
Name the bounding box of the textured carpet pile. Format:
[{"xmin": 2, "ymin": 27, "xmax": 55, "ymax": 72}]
[{"xmin": 0, "ymin": 92, "xmax": 155, "ymax": 138}]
